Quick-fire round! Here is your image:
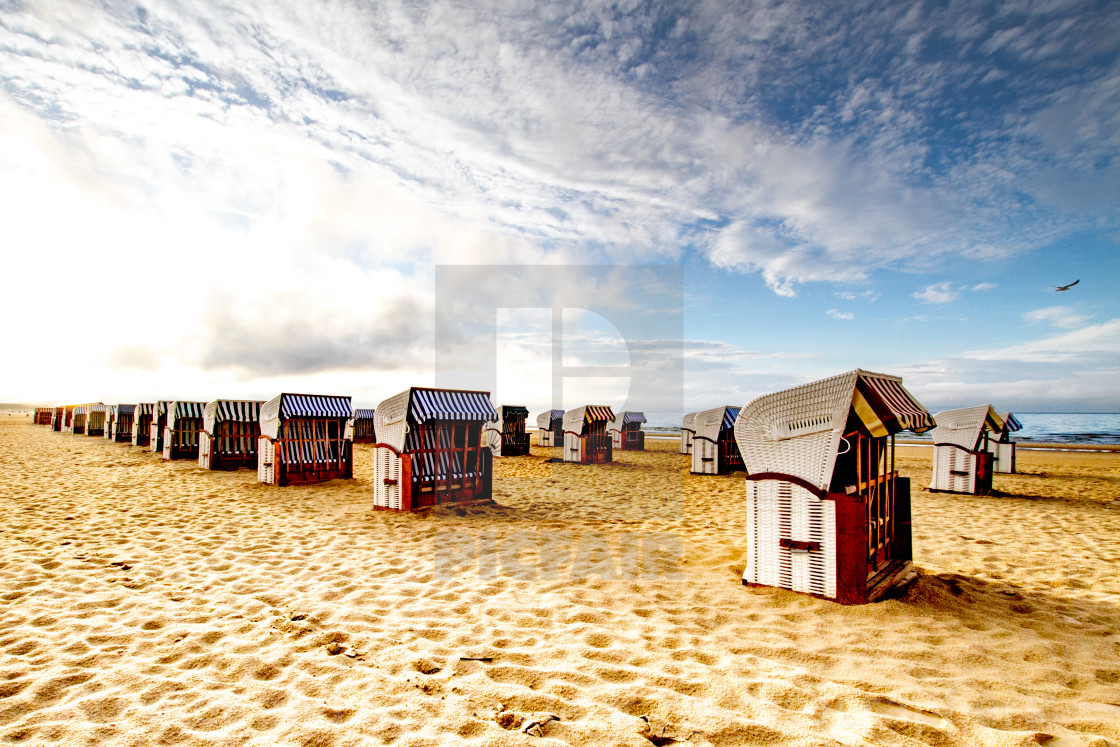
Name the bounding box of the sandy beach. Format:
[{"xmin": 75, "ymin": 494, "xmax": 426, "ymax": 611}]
[{"xmin": 1, "ymin": 414, "xmax": 1118, "ymax": 746}]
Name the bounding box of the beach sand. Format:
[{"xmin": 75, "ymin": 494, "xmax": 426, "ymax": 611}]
[{"xmin": 1, "ymin": 416, "xmax": 1118, "ymax": 746}]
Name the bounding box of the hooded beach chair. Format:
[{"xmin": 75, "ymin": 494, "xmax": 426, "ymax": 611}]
[
  {"xmin": 200, "ymin": 400, "xmax": 263, "ymax": 470},
  {"xmin": 536, "ymin": 410, "xmax": 564, "ymax": 446},
  {"xmin": 485, "ymin": 405, "xmax": 530, "ymax": 457},
  {"xmin": 132, "ymin": 403, "xmax": 154, "ymax": 447},
  {"xmin": 258, "ymin": 394, "xmax": 353, "ymax": 486},
  {"xmin": 563, "ymin": 405, "xmax": 614, "ymax": 463},
  {"xmin": 350, "ymin": 409, "xmax": 377, "ymax": 444},
  {"xmin": 929, "ymin": 406, "xmax": 1005, "ymax": 494},
  {"xmin": 690, "ymin": 406, "xmax": 743, "ymax": 475},
  {"xmin": 608, "ymin": 411, "xmax": 646, "ymax": 451},
  {"xmin": 372, "ymin": 388, "xmax": 496, "ymax": 511},
  {"xmin": 990, "ymin": 412, "xmax": 1022, "ymax": 474},
  {"xmin": 85, "ymin": 404, "xmax": 108, "ymax": 437},
  {"xmin": 737, "ymin": 369, "xmax": 933, "ymax": 604},
  {"xmin": 106, "ymin": 405, "xmax": 135, "ymax": 442},
  {"xmin": 163, "ymin": 401, "xmax": 206, "ymax": 460}
]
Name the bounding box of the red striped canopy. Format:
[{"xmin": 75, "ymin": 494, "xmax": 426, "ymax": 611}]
[
  {"xmin": 584, "ymin": 406, "xmax": 614, "ymax": 422},
  {"xmin": 854, "ymin": 375, "xmax": 934, "ymax": 435}
]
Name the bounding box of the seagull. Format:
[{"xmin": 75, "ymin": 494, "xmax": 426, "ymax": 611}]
[{"xmin": 1053, "ymin": 279, "xmax": 1080, "ymax": 291}]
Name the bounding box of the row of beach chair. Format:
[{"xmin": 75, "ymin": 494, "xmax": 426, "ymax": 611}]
[{"xmin": 38, "ymin": 370, "xmax": 1020, "ymax": 606}]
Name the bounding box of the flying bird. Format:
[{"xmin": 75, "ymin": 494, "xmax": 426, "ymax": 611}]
[{"xmin": 1053, "ymin": 279, "xmax": 1080, "ymax": 291}]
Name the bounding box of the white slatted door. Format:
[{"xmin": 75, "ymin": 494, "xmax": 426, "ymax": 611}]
[
  {"xmin": 691, "ymin": 438, "xmax": 717, "ymax": 474},
  {"xmin": 949, "ymin": 449, "xmax": 974, "ymax": 492},
  {"xmin": 564, "ymin": 432, "xmax": 582, "ymax": 462},
  {"xmin": 745, "ymin": 481, "xmax": 835, "ymax": 599},
  {"xmin": 931, "ymin": 446, "xmax": 950, "ymax": 491},
  {"xmin": 994, "ymin": 443, "xmax": 1014, "ymax": 473},
  {"xmin": 258, "ymin": 439, "xmax": 274, "ymax": 484},
  {"xmin": 373, "ymin": 447, "xmax": 404, "ymax": 510}
]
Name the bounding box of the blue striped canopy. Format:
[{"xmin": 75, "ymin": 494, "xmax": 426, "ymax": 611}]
[
  {"xmin": 723, "ymin": 406, "xmax": 741, "ymax": 430},
  {"xmin": 261, "ymin": 393, "xmax": 353, "ymax": 439},
  {"xmin": 117, "ymin": 404, "xmax": 136, "ymax": 416},
  {"xmin": 409, "ymin": 389, "xmax": 496, "ymax": 424},
  {"xmin": 280, "ymin": 394, "xmax": 353, "ymax": 420},
  {"xmin": 537, "ymin": 410, "xmax": 565, "ymax": 430},
  {"xmin": 621, "ymin": 411, "xmax": 647, "ymax": 424},
  {"xmin": 1001, "ymin": 412, "xmax": 1023, "ymax": 432},
  {"xmin": 353, "ymin": 408, "xmax": 377, "ymax": 420}
]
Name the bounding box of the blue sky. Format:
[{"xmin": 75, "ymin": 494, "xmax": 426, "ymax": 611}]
[{"xmin": 1, "ymin": 0, "xmax": 1117, "ymax": 414}]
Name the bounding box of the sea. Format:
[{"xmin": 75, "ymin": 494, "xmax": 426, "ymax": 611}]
[{"xmin": 639, "ymin": 412, "xmax": 1120, "ymax": 446}]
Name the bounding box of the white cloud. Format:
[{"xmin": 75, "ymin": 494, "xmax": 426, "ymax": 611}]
[
  {"xmin": 827, "ymin": 309, "xmax": 854, "ymax": 320},
  {"xmin": 1022, "ymin": 306, "xmax": 1093, "ymax": 329},
  {"xmin": 972, "ymin": 282, "xmax": 997, "ymax": 291},
  {"xmin": 964, "ymin": 319, "xmax": 1120, "ymax": 362},
  {"xmin": 835, "ymin": 289, "xmax": 878, "ymax": 301},
  {"xmin": 899, "ymin": 356, "xmax": 1120, "ymax": 413},
  {"xmin": 912, "ymin": 282, "xmax": 960, "ymax": 304},
  {"xmin": 2, "ymin": 0, "xmax": 1114, "ymax": 303},
  {"xmin": 1, "ymin": 0, "xmax": 1118, "ymax": 408}
]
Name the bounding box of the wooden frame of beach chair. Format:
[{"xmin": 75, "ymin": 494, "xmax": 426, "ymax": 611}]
[
  {"xmin": 928, "ymin": 406, "xmax": 1003, "ymax": 494},
  {"xmin": 736, "ymin": 369, "xmax": 934, "ymax": 605},
  {"xmin": 132, "ymin": 403, "xmax": 154, "ymax": 447},
  {"xmin": 536, "ymin": 410, "xmax": 564, "ymax": 447},
  {"xmin": 107, "ymin": 405, "xmax": 135, "ymax": 443},
  {"xmin": 198, "ymin": 400, "xmax": 262, "ymax": 470},
  {"xmin": 371, "ymin": 388, "xmax": 496, "ymax": 511},
  {"xmin": 34, "ymin": 408, "xmax": 53, "ymax": 425},
  {"xmin": 608, "ymin": 411, "xmax": 647, "ymax": 451},
  {"xmin": 350, "ymin": 409, "xmax": 378, "ymax": 444},
  {"xmin": 485, "ymin": 405, "xmax": 530, "ymax": 457},
  {"xmin": 51, "ymin": 406, "xmax": 64, "ymax": 431},
  {"xmin": 163, "ymin": 401, "xmax": 206, "ymax": 459},
  {"xmin": 563, "ymin": 406, "xmax": 614, "ymax": 464},
  {"xmin": 691, "ymin": 406, "xmax": 744, "ymax": 475},
  {"xmin": 680, "ymin": 412, "xmax": 697, "ymax": 454},
  {"xmin": 258, "ymin": 394, "xmax": 353, "ymax": 486}
]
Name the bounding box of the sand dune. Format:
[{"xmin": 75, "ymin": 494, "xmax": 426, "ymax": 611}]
[{"xmin": 1, "ymin": 417, "xmax": 1118, "ymax": 746}]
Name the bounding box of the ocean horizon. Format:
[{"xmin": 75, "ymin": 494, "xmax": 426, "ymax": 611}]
[{"xmin": 637, "ymin": 412, "xmax": 1120, "ymax": 446}]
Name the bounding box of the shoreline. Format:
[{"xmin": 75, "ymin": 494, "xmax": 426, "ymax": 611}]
[{"xmin": 579, "ymin": 429, "xmax": 1120, "ymax": 453}]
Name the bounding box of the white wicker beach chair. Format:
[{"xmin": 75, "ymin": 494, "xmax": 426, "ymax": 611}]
[
  {"xmin": 735, "ymin": 369, "xmax": 933, "ymax": 604},
  {"xmin": 928, "ymin": 406, "xmax": 1004, "ymax": 493}
]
